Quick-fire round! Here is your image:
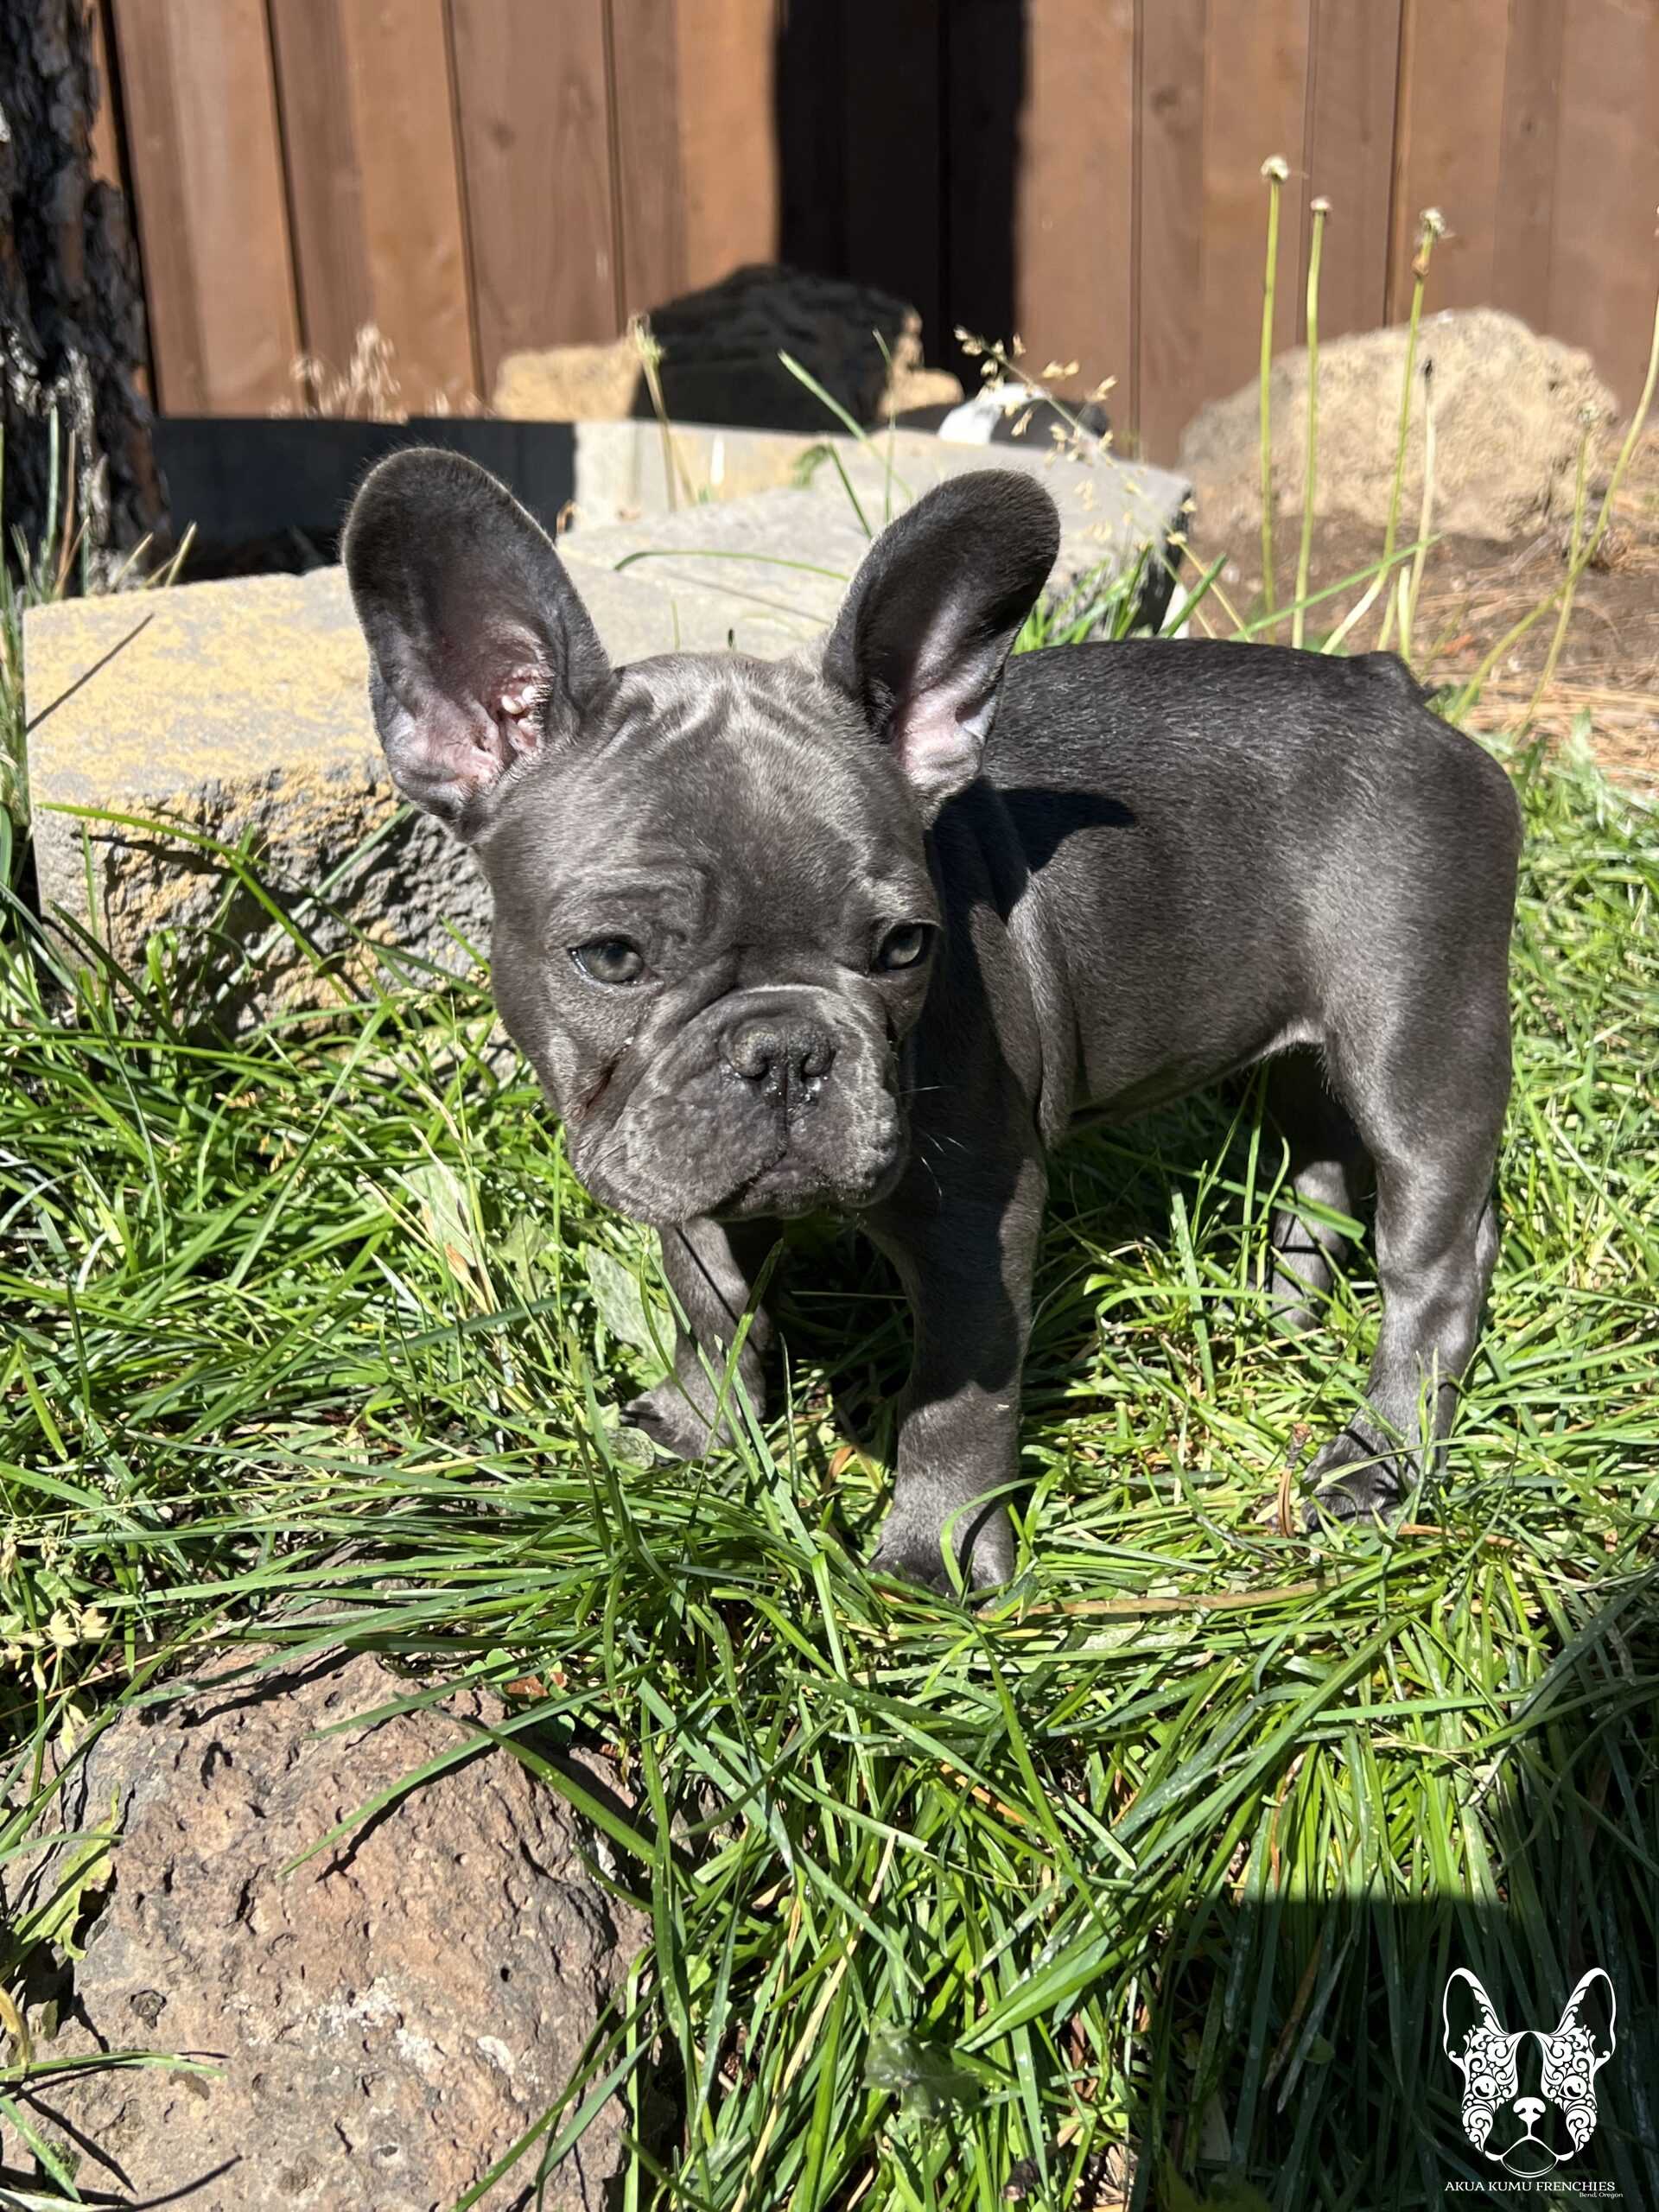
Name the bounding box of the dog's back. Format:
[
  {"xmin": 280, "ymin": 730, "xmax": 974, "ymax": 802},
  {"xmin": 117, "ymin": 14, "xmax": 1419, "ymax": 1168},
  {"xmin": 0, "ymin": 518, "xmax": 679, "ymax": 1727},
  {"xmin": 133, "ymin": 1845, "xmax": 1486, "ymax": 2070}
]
[{"xmin": 979, "ymin": 638, "xmax": 1522, "ymax": 1121}]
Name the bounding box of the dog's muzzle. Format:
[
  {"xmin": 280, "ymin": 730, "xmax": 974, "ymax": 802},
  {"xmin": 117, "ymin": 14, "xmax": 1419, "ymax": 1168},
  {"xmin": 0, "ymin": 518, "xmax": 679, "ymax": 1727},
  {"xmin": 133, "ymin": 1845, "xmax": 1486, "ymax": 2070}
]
[{"xmin": 569, "ymin": 984, "xmax": 906, "ymax": 1226}]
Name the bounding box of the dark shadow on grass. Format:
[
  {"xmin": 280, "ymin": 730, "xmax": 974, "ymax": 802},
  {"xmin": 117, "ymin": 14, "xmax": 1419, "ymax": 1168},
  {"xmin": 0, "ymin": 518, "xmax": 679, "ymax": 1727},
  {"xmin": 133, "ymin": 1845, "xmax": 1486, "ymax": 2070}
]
[{"xmin": 1120, "ymin": 1583, "xmax": 1659, "ymax": 2208}]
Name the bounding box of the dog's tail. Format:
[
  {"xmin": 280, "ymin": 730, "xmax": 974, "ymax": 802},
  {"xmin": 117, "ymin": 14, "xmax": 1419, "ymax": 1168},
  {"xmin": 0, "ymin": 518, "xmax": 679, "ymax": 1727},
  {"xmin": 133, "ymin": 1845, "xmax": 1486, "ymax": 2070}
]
[{"xmin": 1356, "ymin": 650, "xmax": 1432, "ymax": 704}]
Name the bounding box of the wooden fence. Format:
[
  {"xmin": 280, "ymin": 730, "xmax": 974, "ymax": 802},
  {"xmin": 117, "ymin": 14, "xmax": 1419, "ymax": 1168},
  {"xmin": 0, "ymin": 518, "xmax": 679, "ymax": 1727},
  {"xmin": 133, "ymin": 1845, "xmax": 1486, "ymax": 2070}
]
[{"xmin": 92, "ymin": 0, "xmax": 1659, "ymax": 460}]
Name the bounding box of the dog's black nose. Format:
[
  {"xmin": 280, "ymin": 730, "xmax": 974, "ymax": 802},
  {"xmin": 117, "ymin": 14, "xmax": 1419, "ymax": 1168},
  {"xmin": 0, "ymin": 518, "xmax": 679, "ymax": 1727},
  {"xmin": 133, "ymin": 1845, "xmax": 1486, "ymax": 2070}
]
[{"xmin": 721, "ymin": 1017, "xmax": 836, "ymax": 1102}]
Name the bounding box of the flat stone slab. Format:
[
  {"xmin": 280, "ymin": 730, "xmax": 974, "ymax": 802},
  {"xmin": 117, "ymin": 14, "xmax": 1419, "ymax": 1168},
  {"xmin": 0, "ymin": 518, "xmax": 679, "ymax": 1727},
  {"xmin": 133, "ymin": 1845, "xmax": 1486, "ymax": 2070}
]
[
  {"xmin": 557, "ymin": 488, "xmax": 874, "ymax": 655},
  {"xmin": 571, "ymin": 418, "xmax": 1191, "ymax": 597}
]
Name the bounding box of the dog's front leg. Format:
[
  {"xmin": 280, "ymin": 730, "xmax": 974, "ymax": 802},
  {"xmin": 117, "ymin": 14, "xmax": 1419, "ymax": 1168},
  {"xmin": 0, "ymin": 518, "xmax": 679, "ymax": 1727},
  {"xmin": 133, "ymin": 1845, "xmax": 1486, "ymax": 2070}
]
[
  {"xmin": 625, "ymin": 1218, "xmax": 777, "ymax": 1459},
  {"xmin": 868, "ymin": 1155, "xmax": 1046, "ymax": 1592}
]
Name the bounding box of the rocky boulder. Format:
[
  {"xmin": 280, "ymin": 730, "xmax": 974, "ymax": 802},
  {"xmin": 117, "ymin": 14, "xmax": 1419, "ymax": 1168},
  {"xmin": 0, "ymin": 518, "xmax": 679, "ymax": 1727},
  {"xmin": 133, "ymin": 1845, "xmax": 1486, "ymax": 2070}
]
[
  {"xmin": 1179, "ymin": 307, "xmax": 1618, "ymax": 544},
  {"xmin": 12, "ymin": 1649, "xmax": 645, "ymax": 2210}
]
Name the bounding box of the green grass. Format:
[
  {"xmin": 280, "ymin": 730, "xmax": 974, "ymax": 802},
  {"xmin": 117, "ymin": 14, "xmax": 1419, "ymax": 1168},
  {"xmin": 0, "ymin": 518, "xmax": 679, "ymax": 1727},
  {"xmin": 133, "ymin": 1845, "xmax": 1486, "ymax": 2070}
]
[{"xmin": 1, "ymin": 697, "xmax": 1656, "ymax": 2207}]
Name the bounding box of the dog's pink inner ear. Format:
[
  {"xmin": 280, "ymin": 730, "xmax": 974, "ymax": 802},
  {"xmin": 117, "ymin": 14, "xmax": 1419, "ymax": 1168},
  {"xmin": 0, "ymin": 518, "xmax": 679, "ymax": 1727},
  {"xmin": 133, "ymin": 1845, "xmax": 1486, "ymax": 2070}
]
[
  {"xmin": 876, "ymin": 600, "xmax": 1005, "ymax": 809},
  {"xmin": 492, "ymin": 666, "xmax": 550, "ymax": 754},
  {"xmin": 889, "ymin": 675, "xmax": 995, "ymax": 805}
]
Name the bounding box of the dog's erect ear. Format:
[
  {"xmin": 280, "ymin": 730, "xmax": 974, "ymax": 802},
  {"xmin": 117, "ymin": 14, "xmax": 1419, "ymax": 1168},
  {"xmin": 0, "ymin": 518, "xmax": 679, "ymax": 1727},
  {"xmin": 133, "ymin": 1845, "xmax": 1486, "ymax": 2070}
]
[
  {"xmin": 1443, "ymin": 1968, "xmax": 1507, "ymax": 2063},
  {"xmin": 1549, "ymin": 1968, "xmax": 1617, "ymax": 2064},
  {"xmin": 821, "ymin": 470, "xmax": 1059, "ymax": 815},
  {"xmin": 343, "ymin": 448, "xmax": 612, "ymax": 838}
]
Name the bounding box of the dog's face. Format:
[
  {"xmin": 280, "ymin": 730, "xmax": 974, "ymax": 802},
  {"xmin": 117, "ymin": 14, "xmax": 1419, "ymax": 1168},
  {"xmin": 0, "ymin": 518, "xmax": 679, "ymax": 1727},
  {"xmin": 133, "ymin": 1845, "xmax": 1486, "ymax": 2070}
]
[
  {"xmin": 1443, "ymin": 1968, "xmax": 1616, "ymax": 2177},
  {"xmin": 344, "ymin": 452, "xmax": 1057, "ymax": 1226},
  {"xmin": 480, "ymin": 652, "xmax": 939, "ymax": 1224}
]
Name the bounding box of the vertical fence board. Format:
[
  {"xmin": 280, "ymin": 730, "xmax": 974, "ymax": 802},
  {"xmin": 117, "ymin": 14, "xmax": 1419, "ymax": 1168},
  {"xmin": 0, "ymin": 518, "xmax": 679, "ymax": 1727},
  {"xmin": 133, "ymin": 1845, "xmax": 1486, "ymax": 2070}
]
[
  {"xmin": 1135, "ymin": 0, "xmax": 1207, "ymax": 461},
  {"xmin": 108, "ymin": 0, "xmax": 201, "ymax": 408},
  {"xmin": 111, "ymin": 0, "xmax": 299, "ymax": 413},
  {"xmin": 269, "ymin": 0, "xmax": 476, "ymax": 409},
  {"xmin": 450, "ymin": 0, "xmax": 620, "ymax": 397},
  {"xmin": 267, "ymin": 0, "xmax": 369, "ymax": 377},
  {"xmin": 672, "ymin": 0, "xmax": 778, "ymax": 292},
  {"xmin": 1301, "ymin": 0, "xmax": 1402, "ymax": 341},
  {"xmin": 942, "ymin": 0, "xmax": 1027, "ymax": 382},
  {"xmin": 1548, "ymin": 0, "xmax": 1659, "ymax": 410},
  {"xmin": 1389, "ymin": 0, "xmax": 1510, "ymax": 317},
  {"xmin": 608, "ymin": 0, "xmax": 687, "ymax": 316},
  {"xmin": 341, "ymin": 1, "xmax": 474, "ymax": 404},
  {"xmin": 1492, "ymin": 0, "xmax": 1565, "ymax": 334},
  {"xmin": 1015, "ymin": 0, "xmax": 1136, "ymax": 410},
  {"xmin": 1199, "ymin": 0, "xmax": 1313, "ymax": 407},
  {"xmin": 842, "ymin": 0, "xmax": 944, "ymax": 359}
]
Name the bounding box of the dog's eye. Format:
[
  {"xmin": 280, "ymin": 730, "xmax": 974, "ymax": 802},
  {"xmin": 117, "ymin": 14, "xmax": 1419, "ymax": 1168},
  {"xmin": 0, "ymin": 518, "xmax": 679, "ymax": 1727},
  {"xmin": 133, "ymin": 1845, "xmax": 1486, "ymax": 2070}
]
[
  {"xmin": 570, "ymin": 938, "xmax": 645, "ymax": 986},
  {"xmin": 875, "ymin": 923, "xmax": 931, "ymax": 972}
]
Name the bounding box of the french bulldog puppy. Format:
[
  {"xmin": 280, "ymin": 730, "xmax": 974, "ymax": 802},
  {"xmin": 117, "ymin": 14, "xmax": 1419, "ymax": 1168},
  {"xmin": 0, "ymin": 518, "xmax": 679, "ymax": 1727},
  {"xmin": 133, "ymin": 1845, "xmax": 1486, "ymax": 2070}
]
[{"xmin": 344, "ymin": 450, "xmax": 1521, "ymax": 1589}]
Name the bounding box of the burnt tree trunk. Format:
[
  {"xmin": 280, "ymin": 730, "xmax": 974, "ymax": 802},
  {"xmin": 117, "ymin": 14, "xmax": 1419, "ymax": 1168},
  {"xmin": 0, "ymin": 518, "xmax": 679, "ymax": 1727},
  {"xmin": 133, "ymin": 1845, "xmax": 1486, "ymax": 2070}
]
[{"xmin": 1, "ymin": 0, "xmax": 165, "ymax": 570}]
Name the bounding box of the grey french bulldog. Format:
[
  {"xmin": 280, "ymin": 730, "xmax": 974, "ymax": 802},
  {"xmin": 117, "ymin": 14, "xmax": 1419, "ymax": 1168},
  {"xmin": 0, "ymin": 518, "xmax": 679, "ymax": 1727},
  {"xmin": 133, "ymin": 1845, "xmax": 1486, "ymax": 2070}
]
[{"xmin": 343, "ymin": 449, "xmax": 1521, "ymax": 1589}]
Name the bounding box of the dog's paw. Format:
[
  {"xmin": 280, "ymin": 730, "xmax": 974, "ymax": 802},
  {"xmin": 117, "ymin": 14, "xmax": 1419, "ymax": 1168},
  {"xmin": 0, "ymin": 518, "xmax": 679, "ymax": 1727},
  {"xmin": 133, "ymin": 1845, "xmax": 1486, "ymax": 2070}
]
[
  {"xmin": 869, "ymin": 1502, "xmax": 1014, "ymax": 1596},
  {"xmin": 622, "ymin": 1382, "xmax": 723, "ymax": 1463},
  {"xmin": 1299, "ymin": 1427, "xmax": 1406, "ymax": 1529}
]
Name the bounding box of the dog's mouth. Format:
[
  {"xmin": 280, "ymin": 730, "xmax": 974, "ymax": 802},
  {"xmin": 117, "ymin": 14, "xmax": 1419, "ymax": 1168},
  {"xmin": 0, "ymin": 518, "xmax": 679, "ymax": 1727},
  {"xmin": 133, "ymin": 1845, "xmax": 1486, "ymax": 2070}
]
[
  {"xmin": 710, "ymin": 1136, "xmax": 909, "ymax": 1223},
  {"xmin": 569, "ymin": 1093, "xmax": 908, "ymax": 1229},
  {"xmin": 1472, "ymin": 2113, "xmax": 1573, "ymax": 2179}
]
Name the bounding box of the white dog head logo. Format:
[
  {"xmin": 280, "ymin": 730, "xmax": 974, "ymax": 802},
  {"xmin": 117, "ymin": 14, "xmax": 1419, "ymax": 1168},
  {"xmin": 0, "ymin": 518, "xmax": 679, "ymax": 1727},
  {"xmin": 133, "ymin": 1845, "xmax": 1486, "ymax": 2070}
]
[{"xmin": 1443, "ymin": 1967, "xmax": 1617, "ymax": 2177}]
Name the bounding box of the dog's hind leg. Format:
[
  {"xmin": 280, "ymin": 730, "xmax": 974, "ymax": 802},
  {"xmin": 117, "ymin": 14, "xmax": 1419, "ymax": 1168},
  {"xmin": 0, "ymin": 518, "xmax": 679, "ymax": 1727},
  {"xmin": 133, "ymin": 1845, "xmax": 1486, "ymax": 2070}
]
[
  {"xmin": 625, "ymin": 1217, "xmax": 778, "ymax": 1460},
  {"xmin": 1301, "ymin": 1005, "xmax": 1509, "ymax": 1522},
  {"xmin": 1262, "ymin": 1050, "xmax": 1370, "ymax": 1332}
]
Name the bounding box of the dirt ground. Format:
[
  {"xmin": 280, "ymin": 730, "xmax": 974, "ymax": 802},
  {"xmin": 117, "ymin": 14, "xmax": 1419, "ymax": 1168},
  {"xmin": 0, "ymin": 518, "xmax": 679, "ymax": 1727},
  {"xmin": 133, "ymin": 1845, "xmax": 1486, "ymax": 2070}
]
[{"xmin": 1187, "ymin": 429, "xmax": 1659, "ymax": 798}]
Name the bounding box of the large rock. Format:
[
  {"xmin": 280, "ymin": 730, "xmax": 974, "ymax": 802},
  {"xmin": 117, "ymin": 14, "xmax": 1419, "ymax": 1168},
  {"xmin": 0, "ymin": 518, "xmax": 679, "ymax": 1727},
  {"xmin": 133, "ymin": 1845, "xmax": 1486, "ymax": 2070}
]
[
  {"xmin": 561, "ymin": 446, "xmax": 1192, "ymax": 626},
  {"xmin": 14, "ymin": 1649, "xmax": 645, "ymax": 2211},
  {"xmin": 569, "ymin": 415, "xmax": 1186, "ymax": 554},
  {"xmin": 558, "ymin": 488, "xmax": 876, "ymax": 655},
  {"xmin": 1179, "ymin": 308, "xmax": 1618, "ymax": 544}
]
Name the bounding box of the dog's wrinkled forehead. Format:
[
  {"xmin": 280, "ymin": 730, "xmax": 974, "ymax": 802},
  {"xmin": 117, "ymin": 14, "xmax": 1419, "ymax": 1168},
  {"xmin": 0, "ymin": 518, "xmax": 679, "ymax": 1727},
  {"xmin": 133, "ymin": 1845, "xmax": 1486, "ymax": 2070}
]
[{"xmin": 486, "ymin": 652, "xmax": 928, "ymax": 903}]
